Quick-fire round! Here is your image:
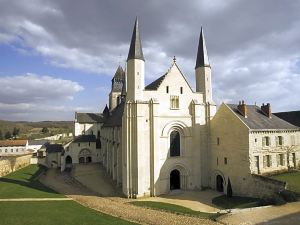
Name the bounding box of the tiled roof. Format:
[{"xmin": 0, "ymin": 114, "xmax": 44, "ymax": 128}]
[
  {"xmin": 76, "ymin": 112, "xmax": 105, "ymax": 123},
  {"xmin": 73, "ymin": 135, "xmax": 96, "ymax": 143},
  {"xmin": 227, "ymin": 104, "xmax": 299, "ymax": 130},
  {"xmin": 274, "ymin": 111, "xmax": 300, "ymax": 127},
  {"xmin": 145, "ymin": 74, "xmax": 166, "ymax": 90},
  {"xmin": 0, "ymin": 140, "xmax": 27, "ymax": 147},
  {"xmin": 103, "ymin": 101, "xmax": 125, "ymax": 127}
]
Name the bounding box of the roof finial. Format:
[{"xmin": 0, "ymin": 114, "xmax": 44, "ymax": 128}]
[{"xmin": 173, "ymin": 56, "xmax": 176, "ymax": 63}]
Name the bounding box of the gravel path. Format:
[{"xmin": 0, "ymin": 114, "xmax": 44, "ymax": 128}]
[{"xmin": 40, "ymin": 169, "xmax": 220, "ymax": 225}]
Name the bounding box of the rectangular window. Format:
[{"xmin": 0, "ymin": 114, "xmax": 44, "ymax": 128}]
[
  {"xmin": 262, "ymin": 136, "xmax": 270, "ymax": 147},
  {"xmin": 263, "ymin": 155, "xmax": 272, "ymax": 168},
  {"xmin": 170, "ymin": 96, "xmax": 179, "ymax": 109},
  {"xmin": 291, "ymin": 135, "xmax": 296, "ymax": 146},
  {"xmin": 277, "ymin": 154, "xmax": 285, "ymax": 166},
  {"xmin": 224, "ymin": 157, "xmax": 227, "ymax": 165},
  {"xmin": 292, "ymin": 153, "xmax": 296, "ymax": 168},
  {"xmin": 180, "ymin": 87, "xmax": 183, "ymax": 94},
  {"xmin": 166, "ymin": 86, "xmax": 169, "ymax": 93},
  {"xmin": 276, "ymin": 136, "xmax": 284, "ymax": 146},
  {"xmin": 217, "ymin": 137, "xmax": 220, "ymax": 145},
  {"xmin": 255, "ymin": 156, "xmax": 260, "ymax": 173}
]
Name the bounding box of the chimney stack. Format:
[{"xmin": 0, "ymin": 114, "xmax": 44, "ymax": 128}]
[
  {"xmin": 261, "ymin": 103, "xmax": 272, "ymax": 118},
  {"xmin": 237, "ymin": 100, "xmax": 247, "ymax": 118}
]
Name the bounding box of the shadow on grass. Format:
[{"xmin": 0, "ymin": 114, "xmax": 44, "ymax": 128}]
[
  {"xmin": 212, "ymin": 195, "xmax": 259, "ymax": 209},
  {"xmin": 0, "ymin": 165, "xmax": 59, "ymax": 195}
]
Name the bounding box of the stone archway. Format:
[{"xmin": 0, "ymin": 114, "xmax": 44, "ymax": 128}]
[
  {"xmin": 65, "ymin": 155, "xmax": 72, "ymax": 164},
  {"xmin": 216, "ymin": 175, "xmax": 224, "ymax": 192},
  {"xmin": 78, "ymin": 149, "xmax": 92, "ymax": 164},
  {"xmin": 170, "ymin": 169, "xmax": 181, "ymax": 190}
]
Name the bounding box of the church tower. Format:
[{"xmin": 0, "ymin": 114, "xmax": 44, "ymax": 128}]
[
  {"xmin": 126, "ymin": 18, "xmax": 145, "ymax": 101},
  {"xmin": 195, "ymin": 28, "xmax": 212, "ymax": 103},
  {"xmin": 109, "ymin": 66, "xmax": 125, "ymax": 110}
]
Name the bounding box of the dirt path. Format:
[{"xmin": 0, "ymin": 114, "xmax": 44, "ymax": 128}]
[
  {"xmin": 40, "ymin": 169, "xmax": 220, "ymax": 225},
  {"xmin": 218, "ymin": 201, "xmax": 300, "ymax": 225}
]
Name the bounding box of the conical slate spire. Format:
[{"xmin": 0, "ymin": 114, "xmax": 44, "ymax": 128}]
[
  {"xmin": 127, "ymin": 17, "xmax": 145, "ymax": 61},
  {"xmin": 112, "ymin": 65, "xmax": 124, "ymax": 80},
  {"xmin": 195, "ymin": 27, "xmax": 210, "ymax": 69}
]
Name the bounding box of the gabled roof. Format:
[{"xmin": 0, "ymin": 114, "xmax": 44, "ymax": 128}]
[
  {"xmin": 145, "ymin": 62, "xmax": 194, "ymax": 92},
  {"xmin": 227, "ymin": 104, "xmax": 299, "ymax": 130},
  {"xmin": 45, "ymin": 144, "xmax": 63, "ymax": 153},
  {"xmin": 75, "ymin": 112, "xmax": 105, "ymax": 123},
  {"xmin": 274, "ymin": 111, "xmax": 300, "ymax": 127},
  {"xmin": 103, "ymin": 101, "xmax": 125, "ymax": 127},
  {"xmin": 127, "ymin": 18, "xmax": 145, "ymax": 61},
  {"xmin": 0, "ymin": 140, "xmax": 27, "ymax": 147},
  {"xmin": 73, "ymin": 135, "xmax": 96, "ymax": 143},
  {"xmin": 145, "ymin": 73, "xmax": 166, "ymax": 90}
]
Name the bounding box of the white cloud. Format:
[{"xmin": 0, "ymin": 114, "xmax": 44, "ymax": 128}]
[{"xmin": 0, "ymin": 73, "xmax": 83, "ymax": 104}]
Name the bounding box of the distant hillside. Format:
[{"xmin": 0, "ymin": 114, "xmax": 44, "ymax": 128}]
[{"xmin": 0, "ymin": 120, "xmax": 74, "ymax": 140}]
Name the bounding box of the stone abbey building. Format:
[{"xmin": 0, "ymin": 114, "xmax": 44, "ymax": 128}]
[{"xmin": 61, "ymin": 19, "xmax": 300, "ymax": 198}]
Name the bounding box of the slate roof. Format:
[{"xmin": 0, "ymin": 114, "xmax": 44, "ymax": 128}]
[
  {"xmin": 195, "ymin": 27, "xmax": 210, "ymax": 69},
  {"xmin": 103, "ymin": 101, "xmax": 125, "ymax": 127},
  {"xmin": 145, "ymin": 74, "xmax": 166, "ymax": 90},
  {"xmin": 127, "ymin": 18, "xmax": 144, "ymax": 61},
  {"xmin": 75, "ymin": 112, "xmax": 105, "ymax": 123},
  {"xmin": 274, "ymin": 111, "xmax": 300, "ymax": 127},
  {"xmin": 73, "ymin": 135, "xmax": 96, "ymax": 143},
  {"xmin": 45, "ymin": 144, "xmax": 63, "ymax": 153},
  {"xmin": 0, "ymin": 140, "xmax": 27, "ymax": 147},
  {"xmin": 227, "ymin": 104, "xmax": 299, "ymax": 130}
]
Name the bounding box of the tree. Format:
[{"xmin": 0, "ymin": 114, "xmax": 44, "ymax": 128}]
[
  {"xmin": 227, "ymin": 178, "xmax": 233, "ymax": 198},
  {"xmin": 5, "ymin": 131, "xmax": 12, "ymax": 139},
  {"xmin": 41, "ymin": 127, "xmax": 49, "ymax": 133},
  {"xmin": 12, "ymin": 127, "xmax": 20, "ymax": 138},
  {"xmin": 0, "ymin": 130, "xmax": 3, "ymax": 140}
]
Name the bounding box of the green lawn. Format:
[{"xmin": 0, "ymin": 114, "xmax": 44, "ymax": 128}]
[
  {"xmin": 270, "ymin": 171, "xmax": 300, "ymax": 194},
  {"xmin": 212, "ymin": 195, "xmax": 259, "ymax": 209},
  {"xmin": 0, "ymin": 165, "xmax": 63, "ymax": 198},
  {"xmin": 130, "ymin": 201, "xmax": 222, "ymax": 220},
  {"xmin": 0, "ymin": 201, "xmax": 136, "ymax": 225}
]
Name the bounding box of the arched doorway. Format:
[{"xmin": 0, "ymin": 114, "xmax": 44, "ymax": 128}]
[
  {"xmin": 216, "ymin": 175, "xmax": 224, "ymax": 192},
  {"xmin": 65, "ymin": 156, "xmax": 72, "ymax": 164},
  {"xmin": 170, "ymin": 169, "xmax": 180, "ymax": 190}
]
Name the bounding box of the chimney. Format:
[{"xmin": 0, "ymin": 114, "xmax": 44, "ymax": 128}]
[
  {"xmin": 261, "ymin": 103, "xmax": 272, "ymax": 118},
  {"xmin": 237, "ymin": 100, "xmax": 247, "ymax": 118}
]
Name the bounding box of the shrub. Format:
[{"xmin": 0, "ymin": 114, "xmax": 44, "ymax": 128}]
[
  {"xmin": 279, "ymin": 190, "xmax": 297, "ymax": 202},
  {"xmin": 258, "ymin": 194, "xmax": 286, "ymax": 206}
]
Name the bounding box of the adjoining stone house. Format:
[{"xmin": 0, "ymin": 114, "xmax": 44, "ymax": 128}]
[
  {"xmin": 210, "ymin": 102, "xmax": 300, "ymax": 197},
  {"xmin": 38, "ymin": 143, "xmax": 63, "ymax": 168},
  {"xmin": 0, "ymin": 140, "xmax": 28, "ymax": 156}
]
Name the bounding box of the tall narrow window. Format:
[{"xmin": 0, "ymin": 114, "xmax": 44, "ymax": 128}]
[
  {"xmin": 180, "ymin": 87, "xmax": 183, "ymax": 94},
  {"xmin": 291, "ymin": 135, "xmax": 296, "ymax": 145},
  {"xmin": 166, "ymin": 86, "xmax": 169, "ymax": 93},
  {"xmin": 170, "ymin": 130, "xmax": 180, "ymax": 157},
  {"xmin": 262, "ymin": 136, "xmax": 270, "ymax": 147},
  {"xmin": 263, "ymin": 155, "xmax": 272, "ymax": 167},
  {"xmin": 276, "ymin": 136, "xmax": 283, "ymax": 146},
  {"xmin": 170, "ymin": 96, "xmax": 179, "ymax": 109}
]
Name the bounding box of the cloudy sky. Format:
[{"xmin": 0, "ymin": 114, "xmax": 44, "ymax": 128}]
[{"xmin": 0, "ymin": 0, "xmax": 299, "ymax": 121}]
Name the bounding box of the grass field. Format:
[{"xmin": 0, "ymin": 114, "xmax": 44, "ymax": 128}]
[
  {"xmin": 130, "ymin": 201, "xmax": 221, "ymax": 220},
  {"xmin": 0, "ymin": 165, "xmax": 136, "ymax": 225},
  {"xmin": 0, "ymin": 165, "xmax": 63, "ymax": 198},
  {"xmin": 271, "ymin": 171, "xmax": 300, "ymax": 194},
  {"xmin": 0, "ymin": 201, "xmax": 135, "ymax": 225},
  {"xmin": 212, "ymin": 195, "xmax": 259, "ymax": 209}
]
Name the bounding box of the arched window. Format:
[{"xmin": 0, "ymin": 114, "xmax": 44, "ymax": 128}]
[{"xmin": 170, "ymin": 130, "xmax": 180, "ymax": 157}]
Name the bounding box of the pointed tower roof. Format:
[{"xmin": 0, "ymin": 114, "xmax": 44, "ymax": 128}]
[
  {"xmin": 195, "ymin": 27, "xmax": 210, "ymax": 69},
  {"xmin": 103, "ymin": 104, "xmax": 110, "ymax": 117},
  {"xmin": 112, "ymin": 65, "xmax": 124, "ymax": 80},
  {"xmin": 127, "ymin": 17, "xmax": 145, "ymax": 61}
]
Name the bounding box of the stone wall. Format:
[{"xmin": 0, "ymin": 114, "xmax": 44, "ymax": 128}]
[{"xmin": 0, "ymin": 154, "xmax": 32, "ymax": 177}]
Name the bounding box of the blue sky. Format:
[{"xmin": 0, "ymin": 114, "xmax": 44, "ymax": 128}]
[{"xmin": 0, "ymin": 0, "xmax": 300, "ymax": 121}]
